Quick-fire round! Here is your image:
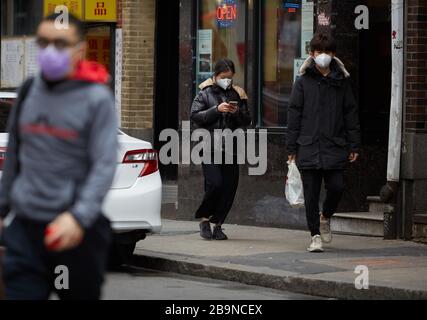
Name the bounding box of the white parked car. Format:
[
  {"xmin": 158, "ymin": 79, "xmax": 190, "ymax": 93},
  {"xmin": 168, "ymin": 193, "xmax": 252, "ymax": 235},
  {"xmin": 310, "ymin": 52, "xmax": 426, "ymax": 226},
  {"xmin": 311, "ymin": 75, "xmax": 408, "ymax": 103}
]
[{"xmin": 0, "ymin": 91, "xmax": 162, "ymax": 265}]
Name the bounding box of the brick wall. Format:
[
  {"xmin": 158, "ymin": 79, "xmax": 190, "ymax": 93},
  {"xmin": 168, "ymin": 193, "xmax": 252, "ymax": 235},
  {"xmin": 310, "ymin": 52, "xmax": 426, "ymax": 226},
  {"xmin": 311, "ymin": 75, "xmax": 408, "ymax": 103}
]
[
  {"xmin": 117, "ymin": 0, "xmax": 123, "ymax": 28},
  {"xmin": 120, "ymin": 0, "xmax": 156, "ymax": 141},
  {"xmin": 405, "ymin": 0, "xmax": 427, "ymax": 133}
]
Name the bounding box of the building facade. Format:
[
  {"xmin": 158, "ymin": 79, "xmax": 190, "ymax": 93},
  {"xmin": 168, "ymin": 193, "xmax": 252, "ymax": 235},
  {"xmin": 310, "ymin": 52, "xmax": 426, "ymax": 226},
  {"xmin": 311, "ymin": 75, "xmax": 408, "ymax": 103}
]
[
  {"xmin": 1, "ymin": 0, "xmax": 426, "ymax": 240},
  {"xmin": 0, "ymin": 0, "xmax": 157, "ymax": 142},
  {"xmin": 175, "ymin": 0, "xmax": 427, "ymax": 240}
]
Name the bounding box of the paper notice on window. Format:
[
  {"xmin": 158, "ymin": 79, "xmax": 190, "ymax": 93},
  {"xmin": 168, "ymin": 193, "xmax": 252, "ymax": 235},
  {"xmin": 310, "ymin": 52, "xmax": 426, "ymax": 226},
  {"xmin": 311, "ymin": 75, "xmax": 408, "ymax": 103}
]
[
  {"xmin": 24, "ymin": 37, "xmax": 40, "ymax": 78},
  {"xmin": 301, "ymin": 0, "xmax": 314, "ymax": 58},
  {"xmin": 1, "ymin": 39, "xmax": 25, "ymax": 88},
  {"xmin": 197, "ymin": 29, "xmax": 213, "ymax": 84}
]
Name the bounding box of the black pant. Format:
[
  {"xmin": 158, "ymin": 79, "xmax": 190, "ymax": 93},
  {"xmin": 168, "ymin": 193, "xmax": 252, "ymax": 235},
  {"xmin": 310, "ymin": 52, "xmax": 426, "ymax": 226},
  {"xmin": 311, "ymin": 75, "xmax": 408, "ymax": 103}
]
[
  {"xmin": 1, "ymin": 214, "xmax": 112, "ymax": 300},
  {"xmin": 195, "ymin": 155, "xmax": 240, "ymax": 225},
  {"xmin": 300, "ymin": 169, "xmax": 345, "ymax": 236}
]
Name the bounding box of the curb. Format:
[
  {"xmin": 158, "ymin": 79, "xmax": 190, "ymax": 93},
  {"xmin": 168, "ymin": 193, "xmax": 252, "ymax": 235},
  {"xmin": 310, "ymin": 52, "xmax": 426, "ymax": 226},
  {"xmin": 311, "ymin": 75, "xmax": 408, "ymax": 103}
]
[{"xmin": 132, "ymin": 251, "xmax": 427, "ymax": 300}]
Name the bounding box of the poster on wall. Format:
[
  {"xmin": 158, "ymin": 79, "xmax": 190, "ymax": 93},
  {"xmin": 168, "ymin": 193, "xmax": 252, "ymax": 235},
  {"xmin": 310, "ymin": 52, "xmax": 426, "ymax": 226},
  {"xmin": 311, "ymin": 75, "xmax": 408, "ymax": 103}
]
[
  {"xmin": 301, "ymin": 0, "xmax": 314, "ymax": 58},
  {"xmin": 197, "ymin": 29, "xmax": 213, "ymax": 85},
  {"xmin": 115, "ymin": 29, "xmax": 123, "ymax": 126},
  {"xmin": 24, "ymin": 37, "xmax": 40, "ymax": 78},
  {"xmin": 1, "ymin": 38, "xmax": 25, "ymax": 88}
]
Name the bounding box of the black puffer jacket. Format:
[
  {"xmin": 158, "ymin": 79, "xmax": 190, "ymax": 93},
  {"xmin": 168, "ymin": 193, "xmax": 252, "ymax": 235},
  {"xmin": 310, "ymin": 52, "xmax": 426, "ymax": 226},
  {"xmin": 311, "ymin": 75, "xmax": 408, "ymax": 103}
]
[
  {"xmin": 191, "ymin": 78, "xmax": 252, "ymax": 131},
  {"xmin": 287, "ymin": 58, "xmax": 361, "ymax": 170}
]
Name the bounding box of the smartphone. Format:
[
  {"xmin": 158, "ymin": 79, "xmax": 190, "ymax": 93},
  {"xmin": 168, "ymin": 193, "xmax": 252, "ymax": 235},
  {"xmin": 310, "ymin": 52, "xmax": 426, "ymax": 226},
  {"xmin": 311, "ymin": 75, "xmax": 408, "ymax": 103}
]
[{"xmin": 228, "ymin": 101, "xmax": 238, "ymax": 112}]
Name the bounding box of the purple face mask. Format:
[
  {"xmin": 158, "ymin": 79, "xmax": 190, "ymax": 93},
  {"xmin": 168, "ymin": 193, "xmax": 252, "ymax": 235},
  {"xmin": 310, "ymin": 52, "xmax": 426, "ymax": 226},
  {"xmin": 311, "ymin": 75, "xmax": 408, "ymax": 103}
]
[{"xmin": 37, "ymin": 45, "xmax": 71, "ymax": 81}]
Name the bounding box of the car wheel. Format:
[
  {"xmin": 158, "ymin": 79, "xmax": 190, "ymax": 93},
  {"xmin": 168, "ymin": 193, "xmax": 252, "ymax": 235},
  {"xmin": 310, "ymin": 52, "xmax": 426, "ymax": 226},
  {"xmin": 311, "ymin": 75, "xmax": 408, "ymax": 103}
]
[{"xmin": 108, "ymin": 242, "xmax": 136, "ymax": 269}]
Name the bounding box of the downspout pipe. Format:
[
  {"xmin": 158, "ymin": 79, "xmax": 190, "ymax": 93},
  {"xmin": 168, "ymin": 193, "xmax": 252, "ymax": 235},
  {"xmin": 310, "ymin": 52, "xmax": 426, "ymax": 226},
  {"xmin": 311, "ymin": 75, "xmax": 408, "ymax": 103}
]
[{"xmin": 381, "ymin": 0, "xmax": 404, "ymax": 203}]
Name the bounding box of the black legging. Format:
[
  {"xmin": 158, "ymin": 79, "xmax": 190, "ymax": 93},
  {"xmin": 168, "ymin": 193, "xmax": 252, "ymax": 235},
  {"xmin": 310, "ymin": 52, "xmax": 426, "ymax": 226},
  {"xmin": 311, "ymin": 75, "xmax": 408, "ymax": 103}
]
[{"xmin": 195, "ymin": 154, "xmax": 240, "ymax": 225}]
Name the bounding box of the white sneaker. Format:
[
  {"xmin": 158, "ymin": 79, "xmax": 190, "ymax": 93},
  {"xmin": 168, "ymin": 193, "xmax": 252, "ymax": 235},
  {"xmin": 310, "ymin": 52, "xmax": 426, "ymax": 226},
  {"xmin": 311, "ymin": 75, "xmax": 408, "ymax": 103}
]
[
  {"xmin": 320, "ymin": 216, "xmax": 332, "ymax": 243},
  {"xmin": 307, "ymin": 235, "xmax": 324, "ymax": 252}
]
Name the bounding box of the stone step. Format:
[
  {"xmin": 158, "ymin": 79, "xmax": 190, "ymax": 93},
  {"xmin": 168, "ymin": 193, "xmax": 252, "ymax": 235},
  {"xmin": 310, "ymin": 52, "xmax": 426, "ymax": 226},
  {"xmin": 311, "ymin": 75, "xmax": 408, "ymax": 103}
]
[
  {"xmin": 366, "ymin": 195, "xmax": 386, "ymax": 213},
  {"xmin": 413, "ymin": 214, "xmax": 427, "ymax": 225},
  {"xmin": 331, "ymin": 212, "xmax": 384, "ymax": 237}
]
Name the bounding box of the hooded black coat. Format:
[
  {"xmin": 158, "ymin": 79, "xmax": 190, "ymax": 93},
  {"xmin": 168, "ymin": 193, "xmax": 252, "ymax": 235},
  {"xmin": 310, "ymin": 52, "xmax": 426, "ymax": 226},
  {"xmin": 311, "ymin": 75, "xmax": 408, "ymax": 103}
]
[
  {"xmin": 287, "ymin": 58, "xmax": 361, "ymax": 170},
  {"xmin": 190, "ymin": 78, "xmax": 252, "ymax": 131}
]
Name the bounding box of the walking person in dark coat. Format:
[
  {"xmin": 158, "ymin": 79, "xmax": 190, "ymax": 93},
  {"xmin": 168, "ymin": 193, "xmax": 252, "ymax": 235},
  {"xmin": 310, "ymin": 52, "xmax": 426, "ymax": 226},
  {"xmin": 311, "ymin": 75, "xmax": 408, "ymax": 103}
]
[
  {"xmin": 191, "ymin": 59, "xmax": 251, "ymax": 240},
  {"xmin": 287, "ymin": 33, "xmax": 361, "ymax": 252}
]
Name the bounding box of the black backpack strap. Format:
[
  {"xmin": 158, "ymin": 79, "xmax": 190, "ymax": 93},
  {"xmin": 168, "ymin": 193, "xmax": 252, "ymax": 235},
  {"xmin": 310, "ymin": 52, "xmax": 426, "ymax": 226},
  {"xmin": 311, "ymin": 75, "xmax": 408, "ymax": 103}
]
[{"xmin": 12, "ymin": 77, "xmax": 34, "ymax": 172}]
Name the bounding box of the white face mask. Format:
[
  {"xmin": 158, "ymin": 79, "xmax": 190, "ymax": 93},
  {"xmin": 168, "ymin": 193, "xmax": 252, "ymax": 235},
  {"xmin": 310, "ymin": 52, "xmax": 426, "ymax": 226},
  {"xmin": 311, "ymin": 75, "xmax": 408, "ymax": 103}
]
[
  {"xmin": 216, "ymin": 78, "xmax": 232, "ymax": 90},
  {"xmin": 314, "ymin": 53, "xmax": 332, "ymax": 69}
]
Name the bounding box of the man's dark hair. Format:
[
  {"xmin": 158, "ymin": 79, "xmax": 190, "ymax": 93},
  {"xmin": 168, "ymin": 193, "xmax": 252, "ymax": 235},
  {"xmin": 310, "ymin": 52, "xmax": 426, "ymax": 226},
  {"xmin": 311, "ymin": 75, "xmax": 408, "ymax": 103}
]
[
  {"xmin": 214, "ymin": 59, "xmax": 236, "ymax": 76},
  {"xmin": 43, "ymin": 13, "xmax": 86, "ymax": 41},
  {"xmin": 310, "ymin": 33, "xmax": 337, "ymax": 53}
]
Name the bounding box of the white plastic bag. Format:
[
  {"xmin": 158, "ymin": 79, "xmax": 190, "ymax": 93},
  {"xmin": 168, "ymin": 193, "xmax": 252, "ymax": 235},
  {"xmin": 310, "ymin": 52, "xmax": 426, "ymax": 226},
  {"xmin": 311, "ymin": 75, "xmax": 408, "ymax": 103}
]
[{"xmin": 285, "ymin": 160, "xmax": 305, "ymax": 208}]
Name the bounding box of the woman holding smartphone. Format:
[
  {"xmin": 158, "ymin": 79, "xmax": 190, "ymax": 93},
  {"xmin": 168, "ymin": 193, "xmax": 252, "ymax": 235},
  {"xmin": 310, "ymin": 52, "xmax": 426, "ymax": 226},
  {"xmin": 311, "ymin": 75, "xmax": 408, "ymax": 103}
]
[{"xmin": 191, "ymin": 59, "xmax": 252, "ymax": 240}]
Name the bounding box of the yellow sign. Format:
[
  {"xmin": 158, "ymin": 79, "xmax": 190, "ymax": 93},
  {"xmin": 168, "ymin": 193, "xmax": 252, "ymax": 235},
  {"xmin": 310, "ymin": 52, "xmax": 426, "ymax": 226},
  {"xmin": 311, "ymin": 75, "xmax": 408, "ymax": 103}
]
[
  {"xmin": 44, "ymin": 0, "xmax": 84, "ymax": 20},
  {"xmin": 85, "ymin": 0, "xmax": 117, "ymax": 22}
]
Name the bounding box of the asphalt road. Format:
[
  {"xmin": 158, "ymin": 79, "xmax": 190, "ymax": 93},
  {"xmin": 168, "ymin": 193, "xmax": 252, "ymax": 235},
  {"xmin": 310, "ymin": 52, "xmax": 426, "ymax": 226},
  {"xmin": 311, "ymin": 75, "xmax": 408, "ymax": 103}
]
[{"xmin": 100, "ymin": 266, "xmax": 323, "ymax": 300}]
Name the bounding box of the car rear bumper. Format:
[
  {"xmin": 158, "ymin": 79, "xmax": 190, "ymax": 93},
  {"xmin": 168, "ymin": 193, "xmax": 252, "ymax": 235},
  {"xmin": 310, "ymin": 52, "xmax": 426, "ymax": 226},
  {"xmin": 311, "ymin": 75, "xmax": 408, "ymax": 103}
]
[
  {"xmin": 102, "ymin": 171, "xmax": 162, "ymax": 234},
  {"xmin": 0, "ymin": 171, "xmax": 162, "ymax": 234}
]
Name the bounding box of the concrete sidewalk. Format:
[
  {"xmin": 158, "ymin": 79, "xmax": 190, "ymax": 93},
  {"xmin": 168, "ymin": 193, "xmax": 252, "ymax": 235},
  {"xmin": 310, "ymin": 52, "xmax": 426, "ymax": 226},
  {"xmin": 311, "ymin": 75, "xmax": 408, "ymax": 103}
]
[{"xmin": 134, "ymin": 220, "xmax": 427, "ymax": 300}]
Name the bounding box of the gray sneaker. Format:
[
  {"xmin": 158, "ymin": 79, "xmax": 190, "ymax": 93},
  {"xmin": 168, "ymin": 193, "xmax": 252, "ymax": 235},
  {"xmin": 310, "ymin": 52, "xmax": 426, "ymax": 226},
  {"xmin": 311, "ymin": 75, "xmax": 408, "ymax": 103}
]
[
  {"xmin": 320, "ymin": 216, "xmax": 332, "ymax": 243},
  {"xmin": 199, "ymin": 221, "xmax": 212, "ymax": 240},
  {"xmin": 212, "ymin": 225, "xmax": 228, "ymax": 240},
  {"xmin": 307, "ymin": 235, "xmax": 324, "ymax": 252}
]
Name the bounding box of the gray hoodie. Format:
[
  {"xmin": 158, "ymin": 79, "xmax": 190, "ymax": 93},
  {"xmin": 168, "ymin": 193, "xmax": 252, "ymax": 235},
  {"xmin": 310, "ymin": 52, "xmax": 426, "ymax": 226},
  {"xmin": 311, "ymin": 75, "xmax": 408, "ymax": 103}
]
[{"xmin": 0, "ymin": 75, "xmax": 118, "ymax": 228}]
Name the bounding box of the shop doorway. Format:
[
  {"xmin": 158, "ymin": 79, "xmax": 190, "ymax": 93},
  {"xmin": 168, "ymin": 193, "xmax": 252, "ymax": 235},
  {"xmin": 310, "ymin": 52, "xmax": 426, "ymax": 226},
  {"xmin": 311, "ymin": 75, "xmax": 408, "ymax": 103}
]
[
  {"xmin": 153, "ymin": 0, "xmax": 180, "ymax": 181},
  {"xmin": 359, "ymin": 0, "xmax": 392, "ymax": 192},
  {"xmin": 359, "ymin": 0, "xmax": 391, "ymax": 145},
  {"xmin": 342, "ymin": 0, "xmax": 392, "ymax": 212}
]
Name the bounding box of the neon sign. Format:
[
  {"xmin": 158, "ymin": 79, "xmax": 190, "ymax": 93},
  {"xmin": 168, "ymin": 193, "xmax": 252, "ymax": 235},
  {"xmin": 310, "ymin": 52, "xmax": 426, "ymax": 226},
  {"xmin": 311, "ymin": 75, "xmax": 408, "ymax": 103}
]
[
  {"xmin": 216, "ymin": 0, "xmax": 237, "ymax": 29},
  {"xmin": 282, "ymin": 0, "xmax": 301, "ymax": 13}
]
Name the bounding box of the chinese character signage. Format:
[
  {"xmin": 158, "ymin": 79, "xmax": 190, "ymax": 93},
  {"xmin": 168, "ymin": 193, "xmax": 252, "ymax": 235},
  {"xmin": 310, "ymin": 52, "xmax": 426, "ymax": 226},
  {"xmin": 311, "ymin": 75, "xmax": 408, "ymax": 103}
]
[
  {"xmin": 216, "ymin": 0, "xmax": 237, "ymax": 29},
  {"xmin": 85, "ymin": 0, "xmax": 117, "ymax": 22},
  {"xmin": 44, "ymin": 0, "xmax": 84, "ymax": 19},
  {"xmin": 43, "ymin": 0, "xmax": 116, "ymax": 22},
  {"xmin": 86, "ymin": 35, "xmax": 111, "ymax": 72}
]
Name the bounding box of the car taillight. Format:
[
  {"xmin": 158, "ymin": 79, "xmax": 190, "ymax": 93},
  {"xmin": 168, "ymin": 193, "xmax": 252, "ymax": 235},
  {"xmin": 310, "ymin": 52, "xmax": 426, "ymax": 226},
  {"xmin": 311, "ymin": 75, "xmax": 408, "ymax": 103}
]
[
  {"xmin": 0, "ymin": 147, "xmax": 6, "ymax": 170},
  {"xmin": 122, "ymin": 149, "xmax": 159, "ymax": 177}
]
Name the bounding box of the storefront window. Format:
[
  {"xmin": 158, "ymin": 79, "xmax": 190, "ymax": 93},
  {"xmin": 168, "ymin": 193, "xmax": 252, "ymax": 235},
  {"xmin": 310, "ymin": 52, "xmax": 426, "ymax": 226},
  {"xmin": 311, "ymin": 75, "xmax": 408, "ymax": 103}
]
[
  {"xmin": 260, "ymin": 0, "xmax": 314, "ymax": 128},
  {"xmin": 86, "ymin": 26, "xmax": 113, "ymax": 73},
  {"xmin": 196, "ymin": 0, "xmax": 247, "ymax": 90},
  {"xmin": 1, "ymin": 1, "xmax": 115, "ymax": 88},
  {"xmin": 1, "ymin": 0, "xmax": 44, "ymax": 36}
]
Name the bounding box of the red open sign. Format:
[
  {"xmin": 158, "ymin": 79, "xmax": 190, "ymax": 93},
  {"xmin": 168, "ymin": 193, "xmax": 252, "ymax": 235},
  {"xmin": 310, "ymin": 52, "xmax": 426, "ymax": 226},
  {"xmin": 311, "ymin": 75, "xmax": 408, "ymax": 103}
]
[{"xmin": 216, "ymin": 4, "xmax": 237, "ymax": 21}]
